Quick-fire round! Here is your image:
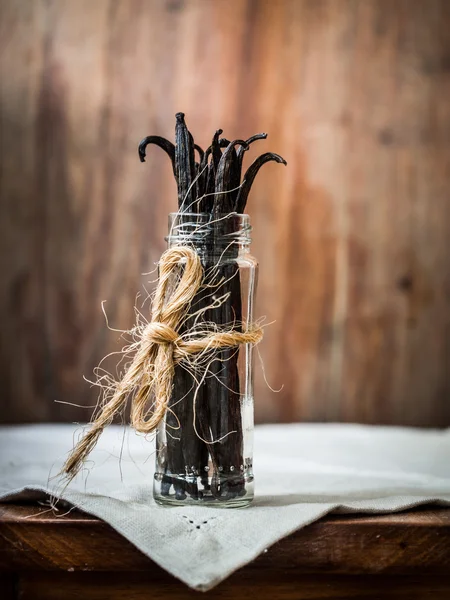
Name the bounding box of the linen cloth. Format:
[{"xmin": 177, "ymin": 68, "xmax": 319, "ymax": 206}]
[{"xmin": 1, "ymin": 423, "xmax": 449, "ymax": 591}]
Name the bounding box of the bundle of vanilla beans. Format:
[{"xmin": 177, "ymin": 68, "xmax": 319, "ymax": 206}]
[{"xmin": 139, "ymin": 113, "xmax": 285, "ymax": 500}]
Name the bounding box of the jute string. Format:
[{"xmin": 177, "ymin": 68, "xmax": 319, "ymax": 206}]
[{"xmin": 63, "ymin": 246, "xmax": 263, "ymax": 478}]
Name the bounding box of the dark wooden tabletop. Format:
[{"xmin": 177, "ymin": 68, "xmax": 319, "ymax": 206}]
[{"xmin": 1, "ymin": 503, "xmax": 450, "ymax": 599}]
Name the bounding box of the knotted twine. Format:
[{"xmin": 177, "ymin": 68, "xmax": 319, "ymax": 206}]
[{"xmin": 63, "ymin": 246, "xmax": 263, "ymax": 479}]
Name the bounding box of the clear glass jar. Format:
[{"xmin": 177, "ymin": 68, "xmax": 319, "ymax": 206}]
[{"xmin": 153, "ymin": 213, "xmax": 258, "ymax": 507}]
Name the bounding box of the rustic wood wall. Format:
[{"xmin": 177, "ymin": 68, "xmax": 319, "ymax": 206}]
[{"xmin": 0, "ymin": 0, "xmax": 449, "ymax": 426}]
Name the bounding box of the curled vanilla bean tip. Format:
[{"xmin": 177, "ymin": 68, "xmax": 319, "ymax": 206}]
[
  {"xmin": 138, "ymin": 136, "xmax": 176, "ymax": 173},
  {"xmin": 236, "ymin": 133, "xmax": 269, "ymax": 180},
  {"xmin": 236, "ymin": 152, "xmax": 287, "ymax": 213},
  {"xmin": 236, "ymin": 133, "xmax": 268, "ymax": 159},
  {"xmin": 201, "ymin": 130, "xmax": 224, "ymax": 173},
  {"xmin": 237, "ymin": 133, "xmax": 267, "ymax": 159},
  {"xmin": 246, "ymin": 132, "xmax": 268, "ymax": 144},
  {"xmin": 211, "ymin": 129, "xmax": 224, "ymax": 169}
]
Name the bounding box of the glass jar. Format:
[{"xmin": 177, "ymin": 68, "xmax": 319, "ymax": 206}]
[{"xmin": 153, "ymin": 213, "xmax": 258, "ymax": 507}]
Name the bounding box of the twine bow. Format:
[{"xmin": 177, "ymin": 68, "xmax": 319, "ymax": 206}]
[{"xmin": 63, "ymin": 246, "xmax": 263, "ymax": 478}]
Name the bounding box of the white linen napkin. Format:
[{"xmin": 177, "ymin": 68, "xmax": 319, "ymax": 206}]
[{"xmin": 1, "ymin": 423, "xmax": 449, "ymax": 591}]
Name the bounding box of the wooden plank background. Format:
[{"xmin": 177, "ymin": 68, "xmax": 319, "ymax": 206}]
[{"xmin": 0, "ymin": 0, "xmax": 449, "ymax": 426}]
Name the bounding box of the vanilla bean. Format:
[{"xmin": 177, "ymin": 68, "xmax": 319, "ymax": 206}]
[
  {"xmin": 194, "ymin": 144, "xmax": 206, "ymax": 209},
  {"xmin": 236, "ymin": 152, "xmax": 287, "ymax": 213},
  {"xmin": 166, "ymin": 117, "xmax": 206, "ymax": 498},
  {"xmin": 138, "ymin": 136, "xmax": 176, "ymax": 173},
  {"xmin": 200, "ymin": 129, "xmax": 223, "ymax": 174},
  {"xmin": 198, "ymin": 130, "xmax": 224, "ymax": 213},
  {"xmin": 236, "ymin": 133, "xmax": 267, "ymax": 178},
  {"xmin": 164, "ymin": 369, "xmax": 188, "ymax": 499},
  {"xmin": 164, "ymin": 244, "xmax": 211, "ymax": 500},
  {"xmin": 207, "ymin": 259, "xmax": 244, "ymax": 499},
  {"xmin": 175, "ymin": 113, "xmax": 196, "ymax": 209},
  {"xmin": 213, "ymin": 140, "xmax": 249, "ymax": 216},
  {"xmin": 210, "ymin": 129, "xmax": 224, "ymax": 172},
  {"xmin": 202, "ymin": 163, "xmax": 215, "ymax": 213}
]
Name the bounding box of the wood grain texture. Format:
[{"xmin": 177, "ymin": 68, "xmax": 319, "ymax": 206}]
[
  {"xmin": 1, "ymin": 505, "xmax": 450, "ymax": 598},
  {"xmin": 0, "ymin": 0, "xmax": 449, "ymax": 426},
  {"xmin": 13, "ymin": 572, "xmax": 450, "ymax": 600},
  {"xmin": 1, "ymin": 505, "xmax": 449, "ymax": 575}
]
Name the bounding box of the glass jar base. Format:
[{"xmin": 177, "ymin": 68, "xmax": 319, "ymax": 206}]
[{"xmin": 153, "ymin": 473, "xmax": 254, "ymax": 508}]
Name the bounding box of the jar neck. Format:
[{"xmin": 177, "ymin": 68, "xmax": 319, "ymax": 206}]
[{"xmin": 166, "ymin": 213, "xmax": 251, "ymax": 257}]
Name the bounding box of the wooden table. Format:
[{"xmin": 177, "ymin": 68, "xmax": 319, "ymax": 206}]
[{"xmin": 1, "ymin": 504, "xmax": 449, "ymax": 599}]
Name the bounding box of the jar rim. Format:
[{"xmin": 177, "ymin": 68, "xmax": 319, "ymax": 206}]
[
  {"xmin": 166, "ymin": 212, "xmax": 252, "ymax": 245},
  {"xmin": 168, "ymin": 211, "xmax": 249, "ymax": 218}
]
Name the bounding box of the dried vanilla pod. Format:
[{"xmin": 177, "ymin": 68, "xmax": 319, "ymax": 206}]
[
  {"xmin": 138, "ymin": 136, "xmax": 176, "ymax": 174},
  {"xmin": 236, "ymin": 133, "xmax": 268, "ymax": 176},
  {"xmin": 175, "ymin": 112, "xmax": 196, "ymax": 209},
  {"xmin": 213, "ymin": 140, "xmax": 248, "ymax": 216},
  {"xmin": 236, "ymin": 152, "xmax": 287, "ymax": 213},
  {"xmin": 210, "ymin": 128, "xmax": 224, "ymax": 172}
]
